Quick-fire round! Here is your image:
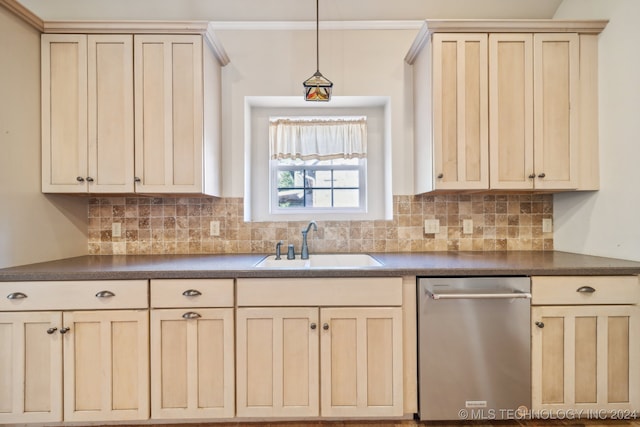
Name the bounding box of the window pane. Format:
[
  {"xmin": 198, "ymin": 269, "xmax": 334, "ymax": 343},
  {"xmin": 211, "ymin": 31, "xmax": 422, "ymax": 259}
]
[
  {"xmin": 334, "ymin": 189, "xmax": 360, "ymax": 207},
  {"xmin": 315, "ymin": 170, "xmax": 333, "ymax": 187},
  {"xmin": 309, "ymin": 190, "xmax": 332, "ymax": 207},
  {"xmin": 278, "ymin": 189, "xmax": 304, "ymax": 207},
  {"xmin": 333, "ymin": 170, "xmax": 359, "ymax": 187},
  {"xmin": 277, "ymin": 171, "xmax": 296, "ymax": 188}
]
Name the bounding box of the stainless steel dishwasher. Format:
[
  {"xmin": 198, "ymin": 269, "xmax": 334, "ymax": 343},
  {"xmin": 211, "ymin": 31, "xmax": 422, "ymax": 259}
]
[{"xmin": 418, "ymin": 277, "xmax": 531, "ymax": 421}]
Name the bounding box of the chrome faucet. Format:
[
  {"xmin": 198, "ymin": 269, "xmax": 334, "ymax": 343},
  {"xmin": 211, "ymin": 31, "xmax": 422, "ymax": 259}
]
[
  {"xmin": 301, "ymin": 221, "xmax": 318, "ymax": 260},
  {"xmin": 275, "ymin": 240, "xmax": 283, "ymax": 260}
]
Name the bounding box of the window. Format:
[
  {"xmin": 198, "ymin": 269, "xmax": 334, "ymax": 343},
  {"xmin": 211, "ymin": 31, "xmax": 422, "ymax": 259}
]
[
  {"xmin": 269, "ymin": 116, "xmax": 367, "ymax": 214},
  {"xmin": 272, "ymin": 157, "xmax": 366, "ymax": 212},
  {"xmin": 244, "ymin": 96, "xmax": 391, "ymax": 222}
]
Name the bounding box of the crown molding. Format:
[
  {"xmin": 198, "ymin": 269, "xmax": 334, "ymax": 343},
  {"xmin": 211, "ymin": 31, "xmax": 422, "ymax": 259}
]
[
  {"xmin": 42, "ymin": 20, "xmax": 211, "ymax": 34},
  {"xmin": 405, "ymin": 19, "xmax": 609, "ymax": 64},
  {"xmin": 0, "ymin": 0, "xmax": 43, "ymax": 31},
  {"xmin": 209, "ymin": 20, "xmax": 424, "ymax": 31}
]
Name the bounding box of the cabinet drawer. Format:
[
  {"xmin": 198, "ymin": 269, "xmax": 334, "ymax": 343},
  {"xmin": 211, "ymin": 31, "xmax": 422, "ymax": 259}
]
[
  {"xmin": 151, "ymin": 279, "xmax": 234, "ymax": 308},
  {"xmin": 0, "ymin": 280, "xmax": 148, "ymax": 311},
  {"xmin": 532, "ymin": 276, "xmax": 639, "ymax": 305},
  {"xmin": 237, "ymin": 277, "xmax": 403, "ymax": 307}
]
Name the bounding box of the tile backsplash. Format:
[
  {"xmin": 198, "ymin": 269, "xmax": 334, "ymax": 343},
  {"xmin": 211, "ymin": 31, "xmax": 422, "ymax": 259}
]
[{"xmin": 88, "ymin": 194, "xmax": 553, "ymax": 255}]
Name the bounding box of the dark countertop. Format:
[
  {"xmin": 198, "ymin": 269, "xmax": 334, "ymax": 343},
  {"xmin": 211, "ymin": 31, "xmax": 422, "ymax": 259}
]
[{"xmin": 0, "ymin": 251, "xmax": 639, "ymax": 281}]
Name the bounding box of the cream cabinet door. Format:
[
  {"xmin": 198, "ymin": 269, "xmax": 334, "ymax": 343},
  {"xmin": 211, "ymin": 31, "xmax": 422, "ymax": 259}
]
[
  {"xmin": 532, "ymin": 305, "xmax": 640, "ymax": 412},
  {"xmin": 41, "ymin": 34, "xmax": 134, "ymax": 193},
  {"xmin": 150, "ymin": 308, "xmax": 234, "ymax": 419},
  {"xmin": 0, "ymin": 311, "xmax": 62, "ymax": 423},
  {"xmin": 87, "ymin": 35, "xmax": 135, "ymax": 193},
  {"xmin": 62, "ymin": 310, "xmax": 149, "ymax": 422},
  {"xmin": 236, "ymin": 307, "xmax": 319, "ymax": 417},
  {"xmin": 432, "ymin": 33, "xmax": 489, "ymax": 190},
  {"xmin": 489, "ymin": 34, "xmax": 534, "ymax": 190},
  {"xmin": 41, "ymin": 34, "xmax": 88, "ymax": 193},
  {"xmin": 320, "ymin": 307, "xmax": 403, "ymax": 417},
  {"xmin": 533, "ymin": 33, "xmax": 579, "ymax": 190},
  {"xmin": 489, "ymin": 33, "xmax": 578, "ymax": 190},
  {"xmin": 134, "ymin": 35, "xmax": 204, "ymax": 193}
]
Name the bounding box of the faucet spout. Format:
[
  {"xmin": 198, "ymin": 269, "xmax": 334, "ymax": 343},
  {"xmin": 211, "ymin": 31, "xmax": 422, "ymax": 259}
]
[{"xmin": 300, "ymin": 221, "xmax": 318, "ymax": 260}]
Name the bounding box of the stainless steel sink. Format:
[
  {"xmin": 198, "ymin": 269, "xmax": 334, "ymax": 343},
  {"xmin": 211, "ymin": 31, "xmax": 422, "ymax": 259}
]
[{"xmin": 253, "ymin": 253, "xmax": 383, "ymax": 269}]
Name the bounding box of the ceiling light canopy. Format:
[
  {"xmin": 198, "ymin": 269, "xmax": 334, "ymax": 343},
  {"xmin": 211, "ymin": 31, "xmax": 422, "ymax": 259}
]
[{"xmin": 303, "ymin": 0, "xmax": 332, "ymax": 101}]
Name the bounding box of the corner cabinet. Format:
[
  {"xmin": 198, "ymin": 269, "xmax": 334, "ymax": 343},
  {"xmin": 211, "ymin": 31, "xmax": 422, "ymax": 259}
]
[
  {"xmin": 406, "ymin": 20, "xmax": 607, "ymax": 194},
  {"xmin": 235, "ymin": 278, "xmax": 404, "ymax": 418},
  {"xmin": 531, "ymin": 276, "xmax": 640, "ymax": 414},
  {"xmin": 41, "ymin": 24, "xmax": 229, "ymax": 196}
]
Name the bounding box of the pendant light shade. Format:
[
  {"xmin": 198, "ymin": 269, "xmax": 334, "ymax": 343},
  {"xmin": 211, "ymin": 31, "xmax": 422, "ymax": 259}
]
[{"xmin": 303, "ymin": 0, "xmax": 332, "ymax": 101}]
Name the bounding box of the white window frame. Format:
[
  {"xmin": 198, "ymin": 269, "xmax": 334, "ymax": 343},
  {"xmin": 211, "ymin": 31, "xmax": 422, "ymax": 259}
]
[
  {"xmin": 270, "ymin": 158, "xmax": 367, "ymax": 214},
  {"xmin": 244, "ymin": 96, "xmax": 392, "ymax": 222}
]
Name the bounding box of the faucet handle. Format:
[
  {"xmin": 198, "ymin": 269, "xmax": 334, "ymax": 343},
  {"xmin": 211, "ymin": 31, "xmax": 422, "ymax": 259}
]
[{"xmin": 287, "ymin": 244, "xmax": 296, "ymax": 260}]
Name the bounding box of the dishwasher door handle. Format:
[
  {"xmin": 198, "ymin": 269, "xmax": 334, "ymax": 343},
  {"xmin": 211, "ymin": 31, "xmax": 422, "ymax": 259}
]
[{"xmin": 426, "ymin": 291, "xmax": 532, "ymax": 300}]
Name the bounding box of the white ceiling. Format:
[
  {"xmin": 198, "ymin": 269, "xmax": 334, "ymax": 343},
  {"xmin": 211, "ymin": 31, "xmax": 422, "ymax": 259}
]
[{"xmin": 18, "ymin": 0, "xmax": 564, "ymax": 22}]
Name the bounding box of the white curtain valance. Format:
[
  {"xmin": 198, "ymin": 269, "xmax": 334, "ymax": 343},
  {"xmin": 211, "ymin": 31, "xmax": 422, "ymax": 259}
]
[{"xmin": 269, "ymin": 117, "xmax": 367, "ymax": 161}]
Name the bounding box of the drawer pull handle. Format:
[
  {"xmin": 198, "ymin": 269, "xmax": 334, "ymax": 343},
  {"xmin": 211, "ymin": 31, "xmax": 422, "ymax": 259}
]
[
  {"xmin": 576, "ymin": 286, "xmax": 596, "ymax": 293},
  {"xmin": 182, "ymin": 289, "xmax": 202, "ymax": 297},
  {"xmin": 182, "ymin": 312, "xmax": 202, "ymax": 320},
  {"xmin": 95, "ymin": 290, "xmax": 115, "ymax": 298},
  {"xmin": 535, "ymin": 321, "xmax": 545, "ymax": 329},
  {"xmin": 59, "ymin": 327, "xmax": 70, "ymax": 334},
  {"xmin": 7, "ymin": 292, "xmax": 27, "ymax": 300},
  {"xmin": 47, "ymin": 327, "xmax": 58, "ymax": 334}
]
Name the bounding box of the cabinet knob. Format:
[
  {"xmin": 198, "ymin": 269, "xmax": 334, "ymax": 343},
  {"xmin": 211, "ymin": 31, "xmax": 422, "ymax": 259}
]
[
  {"xmin": 182, "ymin": 312, "xmax": 202, "ymax": 320},
  {"xmin": 322, "ymin": 323, "xmax": 329, "ymax": 330},
  {"xmin": 86, "ymin": 176, "xmax": 94, "ymax": 182},
  {"xmin": 134, "ymin": 177, "xmax": 141, "ymax": 183},
  {"xmin": 76, "ymin": 176, "xmax": 85, "ymax": 182},
  {"xmin": 7, "ymin": 292, "xmax": 27, "ymax": 300},
  {"xmin": 59, "ymin": 327, "xmax": 70, "ymax": 334},
  {"xmin": 535, "ymin": 321, "xmax": 544, "ymax": 329},
  {"xmin": 576, "ymin": 286, "xmax": 596, "ymax": 293},
  {"xmin": 528, "ymin": 174, "xmax": 536, "ymax": 179},
  {"xmin": 182, "ymin": 289, "xmax": 202, "ymax": 297},
  {"xmin": 437, "ymin": 173, "xmax": 444, "ymax": 179},
  {"xmin": 310, "ymin": 323, "xmax": 317, "ymax": 330},
  {"xmin": 95, "ymin": 290, "xmax": 115, "ymax": 298},
  {"xmin": 47, "ymin": 327, "xmax": 58, "ymax": 335},
  {"xmin": 537, "ymin": 173, "xmax": 546, "ymax": 178}
]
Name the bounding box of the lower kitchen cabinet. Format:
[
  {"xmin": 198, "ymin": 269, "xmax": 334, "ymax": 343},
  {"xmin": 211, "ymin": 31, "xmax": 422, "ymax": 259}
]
[
  {"xmin": 0, "ymin": 312, "xmax": 62, "ymax": 423},
  {"xmin": 236, "ymin": 307, "xmax": 319, "ymax": 418},
  {"xmin": 320, "ymin": 307, "xmax": 403, "ymax": 417},
  {"xmin": 235, "ymin": 305, "xmax": 403, "ymax": 418},
  {"xmin": 150, "ymin": 308, "xmax": 235, "ymax": 419},
  {"xmin": 531, "ymin": 274, "xmax": 640, "ymax": 414},
  {"xmin": 532, "ymin": 305, "xmax": 640, "ymax": 412},
  {"xmin": 0, "ymin": 280, "xmax": 150, "ymax": 424},
  {"xmin": 63, "ymin": 310, "xmax": 149, "ymax": 422}
]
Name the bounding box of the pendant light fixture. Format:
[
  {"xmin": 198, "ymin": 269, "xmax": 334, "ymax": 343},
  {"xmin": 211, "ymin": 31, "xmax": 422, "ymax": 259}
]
[{"xmin": 303, "ymin": 0, "xmax": 332, "ymax": 101}]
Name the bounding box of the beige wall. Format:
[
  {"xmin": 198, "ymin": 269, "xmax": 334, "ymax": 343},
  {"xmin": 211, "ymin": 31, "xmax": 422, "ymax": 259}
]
[
  {"xmin": 553, "ymin": 0, "xmax": 640, "ymax": 262},
  {"xmin": 215, "ymin": 28, "xmax": 416, "ymax": 197},
  {"xmin": 0, "ymin": 5, "xmax": 87, "ymax": 268}
]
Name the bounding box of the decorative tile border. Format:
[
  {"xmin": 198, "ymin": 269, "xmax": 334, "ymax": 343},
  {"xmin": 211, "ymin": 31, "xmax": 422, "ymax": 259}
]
[{"xmin": 88, "ymin": 194, "xmax": 553, "ymax": 255}]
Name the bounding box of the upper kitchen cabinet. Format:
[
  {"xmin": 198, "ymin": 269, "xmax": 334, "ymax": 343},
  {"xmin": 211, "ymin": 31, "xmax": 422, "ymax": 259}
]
[
  {"xmin": 134, "ymin": 34, "xmax": 222, "ymax": 195},
  {"xmin": 489, "ymin": 33, "xmax": 578, "ymax": 190},
  {"xmin": 42, "ymin": 34, "xmax": 134, "ymax": 193},
  {"xmin": 41, "ymin": 23, "xmax": 229, "ymax": 196},
  {"xmin": 406, "ymin": 20, "xmax": 608, "ymax": 194}
]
